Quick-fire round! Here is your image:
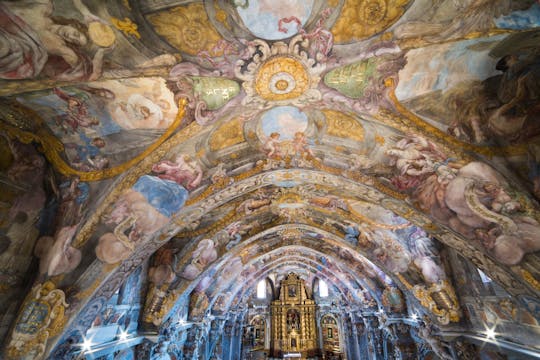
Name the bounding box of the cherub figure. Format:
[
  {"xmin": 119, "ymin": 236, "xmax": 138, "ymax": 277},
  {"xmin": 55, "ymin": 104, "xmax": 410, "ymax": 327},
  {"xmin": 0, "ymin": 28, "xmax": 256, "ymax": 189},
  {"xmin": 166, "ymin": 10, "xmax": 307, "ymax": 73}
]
[
  {"xmin": 262, "ymin": 132, "xmax": 282, "ymax": 159},
  {"xmin": 292, "ymin": 131, "xmax": 314, "ymax": 159}
]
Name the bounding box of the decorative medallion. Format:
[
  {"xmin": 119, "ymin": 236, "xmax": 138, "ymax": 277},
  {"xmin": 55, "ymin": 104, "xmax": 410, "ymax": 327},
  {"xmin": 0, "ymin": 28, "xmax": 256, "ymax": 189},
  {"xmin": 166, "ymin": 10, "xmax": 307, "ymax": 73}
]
[
  {"xmin": 6, "ymin": 282, "xmax": 68, "ymax": 360},
  {"xmin": 331, "ymin": 0, "xmax": 412, "ymax": 43},
  {"xmin": 322, "ymin": 109, "xmax": 365, "ymax": 142},
  {"xmin": 235, "ymin": 35, "xmax": 325, "ymax": 107},
  {"xmin": 255, "ymin": 57, "xmax": 310, "ymax": 101},
  {"xmin": 147, "ymin": 3, "xmax": 223, "ymax": 55}
]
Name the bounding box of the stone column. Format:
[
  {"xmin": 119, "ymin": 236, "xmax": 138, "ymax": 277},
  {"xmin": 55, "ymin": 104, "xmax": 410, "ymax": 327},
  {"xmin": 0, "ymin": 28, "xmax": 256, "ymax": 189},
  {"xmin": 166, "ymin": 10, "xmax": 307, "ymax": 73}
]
[
  {"xmin": 350, "ymin": 314, "xmax": 364, "ymax": 360},
  {"xmin": 230, "ymin": 321, "xmax": 242, "ymax": 360},
  {"xmin": 353, "ymin": 316, "xmax": 367, "ymax": 360},
  {"xmin": 364, "ymin": 316, "xmax": 381, "ymax": 360},
  {"xmin": 221, "ymin": 321, "xmax": 233, "ymax": 360},
  {"xmin": 341, "ymin": 316, "xmax": 355, "ymax": 360}
]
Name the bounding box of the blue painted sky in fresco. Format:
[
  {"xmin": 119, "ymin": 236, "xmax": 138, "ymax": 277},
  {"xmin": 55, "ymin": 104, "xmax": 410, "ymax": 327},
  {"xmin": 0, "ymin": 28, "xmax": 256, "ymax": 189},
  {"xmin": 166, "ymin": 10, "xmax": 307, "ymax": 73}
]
[
  {"xmin": 395, "ymin": 35, "xmax": 506, "ymax": 100},
  {"xmin": 237, "ymin": 0, "xmax": 313, "ymax": 40},
  {"xmin": 17, "ymin": 87, "xmax": 120, "ymax": 138},
  {"xmin": 261, "ymin": 106, "xmax": 308, "ymax": 140},
  {"xmin": 495, "ymin": 3, "xmax": 540, "ymax": 29}
]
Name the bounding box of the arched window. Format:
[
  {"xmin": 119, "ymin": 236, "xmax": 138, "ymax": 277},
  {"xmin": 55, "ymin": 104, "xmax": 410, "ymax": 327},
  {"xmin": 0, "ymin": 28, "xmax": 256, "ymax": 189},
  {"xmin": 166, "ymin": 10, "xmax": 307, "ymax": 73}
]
[
  {"xmin": 319, "ymin": 279, "xmax": 329, "ymax": 297},
  {"xmin": 478, "ymin": 269, "xmax": 492, "ymax": 283},
  {"xmin": 257, "ymin": 280, "xmax": 266, "ymax": 299}
]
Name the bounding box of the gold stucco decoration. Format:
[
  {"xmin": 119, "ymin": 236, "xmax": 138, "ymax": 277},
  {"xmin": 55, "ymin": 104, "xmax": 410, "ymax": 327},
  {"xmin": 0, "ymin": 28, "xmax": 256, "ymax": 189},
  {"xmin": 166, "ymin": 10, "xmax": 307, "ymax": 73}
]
[
  {"xmin": 110, "ymin": 17, "xmax": 140, "ymax": 40},
  {"xmin": 209, "ymin": 117, "xmax": 245, "ymax": 152},
  {"xmin": 331, "ymin": 0, "xmax": 411, "ymax": 43},
  {"xmin": 0, "ymin": 98, "xmax": 187, "ymax": 182},
  {"xmin": 147, "ymin": 3, "xmax": 223, "ymax": 55},
  {"xmin": 214, "ymin": 2, "xmax": 231, "ymax": 30},
  {"xmin": 235, "ymin": 35, "xmax": 325, "ymax": 107},
  {"xmin": 412, "ymin": 280, "xmax": 460, "ymax": 325},
  {"xmin": 6, "ymin": 282, "xmax": 68, "ymax": 360},
  {"xmin": 322, "ymin": 109, "xmax": 364, "ymax": 142},
  {"xmin": 521, "ymin": 269, "xmax": 540, "ymax": 291},
  {"xmin": 397, "ymin": 275, "xmax": 459, "ymax": 324},
  {"xmin": 255, "ymin": 57, "xmax": 310, "ymax": 101}
]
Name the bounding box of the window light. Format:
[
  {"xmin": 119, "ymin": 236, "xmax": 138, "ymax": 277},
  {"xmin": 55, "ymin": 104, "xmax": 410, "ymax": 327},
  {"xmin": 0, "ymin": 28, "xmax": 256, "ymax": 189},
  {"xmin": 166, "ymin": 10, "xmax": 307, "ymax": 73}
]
[
  {"xmin": 257, "ymin": 280, "xmax": 266, "ymax": 299},
  {"xmin": 319, "ymin": 280, "xmax": 328, "ymax": 297}
]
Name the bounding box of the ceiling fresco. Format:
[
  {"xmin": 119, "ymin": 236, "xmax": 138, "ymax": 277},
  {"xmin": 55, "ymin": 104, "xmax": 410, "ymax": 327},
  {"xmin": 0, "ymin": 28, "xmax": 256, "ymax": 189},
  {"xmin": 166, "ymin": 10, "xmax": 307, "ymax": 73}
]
[{"xmin": 0, "ymin": 0, "xmax": 539, "ymax": 359}]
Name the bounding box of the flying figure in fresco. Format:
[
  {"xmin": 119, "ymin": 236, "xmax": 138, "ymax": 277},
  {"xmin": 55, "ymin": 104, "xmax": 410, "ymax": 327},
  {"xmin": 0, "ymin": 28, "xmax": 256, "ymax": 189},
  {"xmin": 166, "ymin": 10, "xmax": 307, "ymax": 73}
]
[
  {"xmin": 151, "ymin": 154, "xmax": 203, "ymax": 191},
  {"xmin": 53, "ymin": 88, "xmax": 99, "ymax": 133}
]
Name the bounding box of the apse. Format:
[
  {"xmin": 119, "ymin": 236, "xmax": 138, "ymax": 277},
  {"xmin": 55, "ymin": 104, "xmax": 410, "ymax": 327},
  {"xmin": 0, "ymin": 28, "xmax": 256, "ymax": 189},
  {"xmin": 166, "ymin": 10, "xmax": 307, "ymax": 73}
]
[{"xmin": 0, "ymin": 1, "xmax": 539, "ymax": 360}]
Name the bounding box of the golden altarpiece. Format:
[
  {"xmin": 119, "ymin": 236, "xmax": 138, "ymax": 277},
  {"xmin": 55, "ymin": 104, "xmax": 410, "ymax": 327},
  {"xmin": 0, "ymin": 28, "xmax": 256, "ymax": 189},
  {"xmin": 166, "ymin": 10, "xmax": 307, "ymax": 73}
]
[{"xmin": 270, "ymin": 273, "xmax": 318, "ymax": 357}]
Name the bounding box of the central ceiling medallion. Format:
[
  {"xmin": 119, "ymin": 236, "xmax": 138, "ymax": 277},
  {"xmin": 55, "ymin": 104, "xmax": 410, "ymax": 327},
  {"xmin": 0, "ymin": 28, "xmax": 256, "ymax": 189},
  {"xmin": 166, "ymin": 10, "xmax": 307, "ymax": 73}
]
[
  {"xmin": 255, "ymin": 57, "xmax": 309, "ymax": 101},
  {"xmin": 235, "ymin": 35, "xmax": 325, "ymax": 108}
]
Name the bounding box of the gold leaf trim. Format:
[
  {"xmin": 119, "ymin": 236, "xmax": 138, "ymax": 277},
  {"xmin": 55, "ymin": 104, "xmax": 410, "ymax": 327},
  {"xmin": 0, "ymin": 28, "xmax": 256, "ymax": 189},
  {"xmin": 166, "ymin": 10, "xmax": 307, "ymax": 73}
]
[
  {"xmin": 0, "ymin": 99, "xmax": 187, "ymax": 182},
  {"xmin": 386, "ymin": 79, "xmax": 527, "ymax": 157},
  {"xmin": 521, "ymin": 269, "xmax": 540, "ymax": 291}
]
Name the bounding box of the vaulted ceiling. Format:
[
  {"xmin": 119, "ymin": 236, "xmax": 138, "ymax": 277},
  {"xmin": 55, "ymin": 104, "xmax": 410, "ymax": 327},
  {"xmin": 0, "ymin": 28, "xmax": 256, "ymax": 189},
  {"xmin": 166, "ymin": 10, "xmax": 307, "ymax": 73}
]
[{"xmin": 0, "ymin": 0, "xmax": 539, "ymax": 358}]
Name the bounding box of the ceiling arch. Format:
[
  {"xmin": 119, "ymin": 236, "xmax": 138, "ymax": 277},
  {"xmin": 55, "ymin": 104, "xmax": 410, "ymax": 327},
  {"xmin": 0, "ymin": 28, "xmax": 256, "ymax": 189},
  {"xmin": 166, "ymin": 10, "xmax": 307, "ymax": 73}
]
[{"xmin": 1, "ymin": 1, "xmax": 539, "ymax": 359}]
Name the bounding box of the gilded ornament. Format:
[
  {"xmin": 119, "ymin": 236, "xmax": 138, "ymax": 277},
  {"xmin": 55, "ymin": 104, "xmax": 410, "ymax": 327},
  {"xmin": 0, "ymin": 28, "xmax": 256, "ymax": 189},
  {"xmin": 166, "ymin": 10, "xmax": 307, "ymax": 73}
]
[
  {"xmin": 235, "ymin": 35, "xmax": 325, "ymax": 107},
  {"xmin": 147, "ymin": 3, "xmax": 223, "ymax": 55},
  {"xmin": 209, "ymin": 118, "xmax": 245, "ymax": 152},
  {"xmin": 331, "ymin": 0, "xmax": 411, "ymax": 43},
  {"xmin": 110, "ymin": 17, "xmax": 140, "ymax": 40},
  {"xmin": 411, "ymin": 280, "xmax": 460, "ymax": 324},
  {"xmin": 6, "ymin": 282, "xmax": 68, "ymax": 360},
  {"xmin": 322, "ymin": 110, "xmax": 364, "ymax": 142},
  {"xmin": 521, "ymin": 269, "xmax": 540, "ymax": 291},
  {"xmin": 0, "ymin": 98, "xmax": 188, "ymax": 182},
  {"xmin": 255, "ymin": 57, "xmax": 310, "ymax": 101},
  {"xmin": 214, "ymin": 3, "xmax": 231, "ymax": 30},
  {"xmin": 374, "ymin": 134, "xmax": 385, "ymax": 145}
]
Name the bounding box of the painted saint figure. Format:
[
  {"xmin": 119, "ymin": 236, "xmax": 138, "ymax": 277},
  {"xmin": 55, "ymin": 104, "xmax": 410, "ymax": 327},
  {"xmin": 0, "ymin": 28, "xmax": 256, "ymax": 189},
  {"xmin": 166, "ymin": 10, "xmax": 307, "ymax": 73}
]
[
  {"xmin": 0, "ymin": 0, "xmax": 110, "ymax": 81},
  {"xmin": 96, "ymin": 154, "xmax": 203, "ymax": 264},
  {"xmin": 53, "ymin": 88, "xmax": 99, "ymax": 134}
]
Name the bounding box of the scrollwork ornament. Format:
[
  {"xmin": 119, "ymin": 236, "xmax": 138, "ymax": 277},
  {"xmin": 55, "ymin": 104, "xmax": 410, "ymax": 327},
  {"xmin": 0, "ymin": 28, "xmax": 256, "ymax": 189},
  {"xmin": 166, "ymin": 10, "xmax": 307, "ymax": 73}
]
[
  {"xmin": 235, "ymin": 35, "xmax": 325, "ymax": 108},
  {"xmin": 411, "ymin": 280, "xmax": 460, "ymax": 325},
  {"xmin": 6, "ymin": 281, "xmax": 69, "ymax": 360}
]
